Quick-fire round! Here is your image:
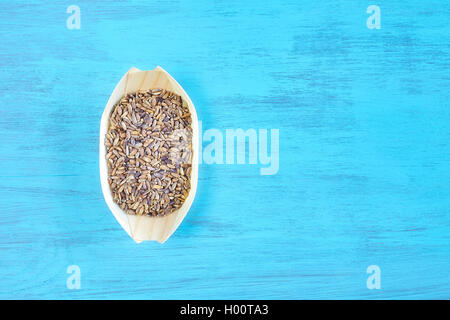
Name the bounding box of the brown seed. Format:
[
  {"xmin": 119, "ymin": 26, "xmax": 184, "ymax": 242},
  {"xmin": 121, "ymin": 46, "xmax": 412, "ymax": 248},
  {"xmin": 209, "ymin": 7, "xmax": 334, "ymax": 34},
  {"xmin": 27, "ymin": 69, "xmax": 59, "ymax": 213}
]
[{"xmin": 105, "ymin": 89, "xmax": 192, "ymax": 217}]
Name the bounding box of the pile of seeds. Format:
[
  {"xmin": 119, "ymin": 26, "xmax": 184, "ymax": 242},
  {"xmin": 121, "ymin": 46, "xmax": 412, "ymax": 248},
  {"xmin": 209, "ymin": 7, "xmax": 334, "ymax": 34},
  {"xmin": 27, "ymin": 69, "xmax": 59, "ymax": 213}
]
[{"xmin": 105, "ymin": 88, "xmax": 192, "ymax": 216}]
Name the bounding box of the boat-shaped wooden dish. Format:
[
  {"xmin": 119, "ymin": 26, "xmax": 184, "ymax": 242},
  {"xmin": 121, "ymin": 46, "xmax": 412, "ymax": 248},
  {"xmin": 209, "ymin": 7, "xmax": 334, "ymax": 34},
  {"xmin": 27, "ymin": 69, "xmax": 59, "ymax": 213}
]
[{"xmin": 99, "ymin": 67, "xmax": 198, "ymax": 243}]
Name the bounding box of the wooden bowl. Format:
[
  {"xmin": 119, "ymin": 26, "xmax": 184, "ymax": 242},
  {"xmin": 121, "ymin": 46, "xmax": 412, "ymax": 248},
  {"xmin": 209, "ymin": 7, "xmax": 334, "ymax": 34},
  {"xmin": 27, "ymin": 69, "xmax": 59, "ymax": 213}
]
[{"xmin": 99, "ymin": 67, "xmax": 198, "ymax": 243}]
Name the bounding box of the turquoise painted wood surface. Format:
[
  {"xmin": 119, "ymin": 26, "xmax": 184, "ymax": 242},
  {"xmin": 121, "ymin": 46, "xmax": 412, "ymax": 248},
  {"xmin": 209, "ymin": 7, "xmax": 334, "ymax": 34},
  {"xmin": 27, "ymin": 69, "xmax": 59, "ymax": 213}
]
[{"xmin": 0, "ymin": 0, "xmax": 449, "ymax": 299}]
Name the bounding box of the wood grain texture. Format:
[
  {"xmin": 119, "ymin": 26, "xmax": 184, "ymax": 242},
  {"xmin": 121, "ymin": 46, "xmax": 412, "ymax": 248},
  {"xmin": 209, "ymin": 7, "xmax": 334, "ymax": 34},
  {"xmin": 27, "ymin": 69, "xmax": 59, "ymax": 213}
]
[{"xmin": 0, "ymin": 0, "xmax": 449, "ymax": 299}]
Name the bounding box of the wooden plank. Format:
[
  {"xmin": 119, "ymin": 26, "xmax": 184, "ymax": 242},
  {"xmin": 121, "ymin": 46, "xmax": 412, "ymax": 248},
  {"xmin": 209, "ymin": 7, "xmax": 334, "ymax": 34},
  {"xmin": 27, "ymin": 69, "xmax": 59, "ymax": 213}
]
[{"xmin": 0, "ymin": 0, "xmax": 449, "ymax": 299}]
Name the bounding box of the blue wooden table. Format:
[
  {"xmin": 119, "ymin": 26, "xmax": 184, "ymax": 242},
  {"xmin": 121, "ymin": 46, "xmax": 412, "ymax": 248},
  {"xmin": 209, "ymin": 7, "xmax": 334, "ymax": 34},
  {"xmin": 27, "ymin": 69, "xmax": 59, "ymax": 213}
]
[{"xmin": 0, "ymin": 0, "xmax": 449, "ymax": 299}]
